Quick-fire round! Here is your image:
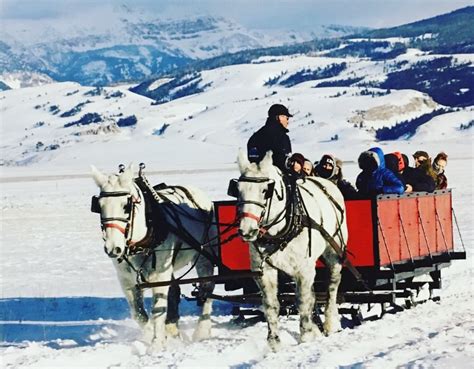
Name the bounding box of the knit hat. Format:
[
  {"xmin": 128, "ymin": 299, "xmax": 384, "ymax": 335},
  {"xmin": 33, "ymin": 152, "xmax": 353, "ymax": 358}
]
[
  {"xmin": 289, "ymin": 152, "xmax": 305, "ymax": 167},
  {"xmin": 315, "ymin": 154, "xmax": 338, "ymax": 179}
]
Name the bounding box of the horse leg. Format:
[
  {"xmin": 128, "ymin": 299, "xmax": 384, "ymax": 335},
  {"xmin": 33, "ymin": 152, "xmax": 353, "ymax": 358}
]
[
  {"xmin": 118, "ymin": 285, "xmax": 148, "ymax": 328},
  {"xmin": 295, "ymin": 267, "xmax": 321, "ymax": 343},
  {"xmin": 323, "ymin": 253, "xmax": 343, "ymax": 335},
  {"xmin": 114, "ymin": 263, "xmax": 148, "ymax": 327},
  {"xmin": 165, "ymin": 282, "xmax": 181, "ymax": 338},
  {"xmin": 192, "ymin": 258, "xmax": 215, "ymax": 341},
  {"xmin": 256, "ymin": 266, "xmax": 281, "ymax": 351},
  {"xmin": 143, "ymin": 269, "xmax": 173, "ymax": 349}
]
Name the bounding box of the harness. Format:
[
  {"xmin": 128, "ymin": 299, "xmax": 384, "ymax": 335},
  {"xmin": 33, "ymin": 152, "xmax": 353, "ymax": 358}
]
[
  {"xmin": 238, "ymin": 173, "xmax": 367, "ymax": 288},
  {"xmin": 92, "ymin": 169, "xmax": 243, "ymax": 276}
]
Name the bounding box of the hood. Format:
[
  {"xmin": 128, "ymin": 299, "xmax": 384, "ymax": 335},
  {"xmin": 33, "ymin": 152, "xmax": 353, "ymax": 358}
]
[
  {"xmin": 369, "ymin": 147, "xmax": 385, "ymax": 169},
  {"xmin": 315, "ymin": 153, "xmax": 338, "ymax": 179},
  {"xmin": 402, "ymin": 154, "xmax": 410, "ymax": 169},
  {"xmin": 384, "ymin": 153, "xmax": 399, "ymax": 173},
  {"xmin": 385, "ymin": 152, "xmax": 405, "ymax": 173}
]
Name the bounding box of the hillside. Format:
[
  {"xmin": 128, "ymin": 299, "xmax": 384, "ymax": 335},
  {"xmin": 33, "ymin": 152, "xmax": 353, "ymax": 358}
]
[
  {"xmin": 1, "ymin": 50, "xmax": 472, "ymax": 173},
  {"xmin": 131, "ymin": 7, "xmax": 474, "ymax": 108},
  {"xmin": 354, "ymin": 6, "xmax": 474, "ymax": 53}
]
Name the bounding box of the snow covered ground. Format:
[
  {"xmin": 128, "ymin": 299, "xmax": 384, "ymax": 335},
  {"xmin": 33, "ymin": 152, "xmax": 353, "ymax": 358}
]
[{"xmin": 0, "ymin": 154, "xmax": 472, "ymax": 368}]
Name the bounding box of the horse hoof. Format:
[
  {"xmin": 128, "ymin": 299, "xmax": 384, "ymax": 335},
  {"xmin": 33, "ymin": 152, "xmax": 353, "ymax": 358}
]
[
  {"xmin": 323, "ymin": 319, "xmax": 341, "ymax": 335},
  {"xmin": 135, "ymin": 314, "xmax": 149, "ymax": 329},
  {"xmin": 147, "ymin": 337, "xmax": 166, "ymax": 352},
  {"xmin": 166, "ymin": 322, "xmax": 180, "ymax": 338},
  {"xmin": 267, "ymin": 335, "xmax": 281, "ymax": 352},
  {"xmin": 300, "ymin": 328, "xmax": 321, "ymax": 343},
  {"xmin": 142, "ymin": 327, "xmax": 155, "ymax": 344},
  {"xmin": 192, "ymin": 321, "xmax": 211, "ymax": 341}
]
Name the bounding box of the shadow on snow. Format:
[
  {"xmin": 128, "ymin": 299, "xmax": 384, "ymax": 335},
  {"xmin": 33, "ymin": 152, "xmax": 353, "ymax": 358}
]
[{"xmin": 0, "ymin": 297, "xmax": 235, "ymax": 347}]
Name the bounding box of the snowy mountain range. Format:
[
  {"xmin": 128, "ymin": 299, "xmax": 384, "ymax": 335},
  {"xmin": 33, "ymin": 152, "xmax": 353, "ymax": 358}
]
[
  {"xmin": 1, "ymin": 50, "xmax": 472, "ymax": 174},
  {"xmin": 0, "ymin": 6, "xmax": 472, "ymax": 174},
  {"xmin": 0, "ymin": 5, "xmax": 365, "ymax": 87}
]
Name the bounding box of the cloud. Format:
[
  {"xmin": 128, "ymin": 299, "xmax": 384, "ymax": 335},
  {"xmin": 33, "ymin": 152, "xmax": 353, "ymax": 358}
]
[{"xmin": 1, "ymin": 0, "xmax": 472, "ymax": 29}]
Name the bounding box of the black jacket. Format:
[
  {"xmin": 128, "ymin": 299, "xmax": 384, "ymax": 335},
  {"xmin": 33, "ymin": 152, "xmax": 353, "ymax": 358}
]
[
  {"xmin": 385, "ymin": 153, "xmax": 435, "ymax": 193},
  {"xmin": 247, "ymin": 117, "xmax": 292, "ymax": 171},
  {"xmin": 402, "ymin": 167, "xmax": 435, "ymax": 192},
  {"xmin": 338, "ymin": 179, "xmax": 360, "ymax": 200}
]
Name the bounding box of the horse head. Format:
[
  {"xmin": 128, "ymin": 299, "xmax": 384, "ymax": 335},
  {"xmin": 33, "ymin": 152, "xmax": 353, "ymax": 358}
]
[
  {"xmin": 91, "ymin": 164, "xmax": 147, "ymax": 259},
  {"xmin": 236, "ymin": 150, "xmax": 284, "ymax": 242}
]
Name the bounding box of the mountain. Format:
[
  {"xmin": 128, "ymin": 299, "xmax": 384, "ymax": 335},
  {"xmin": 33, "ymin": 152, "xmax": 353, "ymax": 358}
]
[
  {"xmin": 352, "ymin": 6, "xmax": 474, "ymax": 53},
  {"xmin": 1, "ymin": 49, "xmax": 472, "ymax": 170},
  {"xmin": 130, "ymin": 7, "xmax": 473, "ymax": 108},
  {"xmin": 1, "ymin": 7, "xmax": 472, "ymax": 170},
  {"xmin": 0, "ymin": 72, "xmax": 55, "ymax": 89},
  {"xmin": 0, "ymin": 7, "xmax": 365, "ymax": 87}
]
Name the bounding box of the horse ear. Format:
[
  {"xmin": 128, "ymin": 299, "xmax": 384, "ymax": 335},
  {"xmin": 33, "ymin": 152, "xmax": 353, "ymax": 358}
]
[
  {"xmin": 260, "ymin": 151, "xmax": 273, "ymax": 171},
  {"xmin": 127, "ymin": 163, "xmax": 135, "ymax": 175},
  {"xmin": 237, "ymin": 148, "xmax": 250, "ymax": 174},
  {"xmin": 91, "ymin": 165, "xmax": 108, "ymax": 187},
  {"xmin": 121, "ymin": 163, "xmax": 135, "ymax": 182}
]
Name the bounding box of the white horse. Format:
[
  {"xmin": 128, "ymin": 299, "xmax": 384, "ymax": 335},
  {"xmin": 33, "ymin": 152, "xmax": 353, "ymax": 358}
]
[
  {"xmin": 91, "ymin": 164, "xmax": 216, "ymax": 349},
  {"xmin": 236, "ymin": 151, "xmax": 348, "ymax": 351}
]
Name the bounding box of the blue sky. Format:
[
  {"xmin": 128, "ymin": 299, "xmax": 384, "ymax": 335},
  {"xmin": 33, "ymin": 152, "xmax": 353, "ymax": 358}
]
[{"xmin": 1, "ymin": 0, "xmax": 472, "ymax": 29}]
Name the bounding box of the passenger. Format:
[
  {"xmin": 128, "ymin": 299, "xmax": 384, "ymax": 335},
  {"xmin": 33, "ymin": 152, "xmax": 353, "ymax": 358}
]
[
  {"xmin": 314, "ymin": 154, "xmax": 359, "ymax": 199},
  {"xmin": 385, "ymin": 152, "xmax": 435, "ymax": 193},
  {"xmin": 287, "ymin": 153, "xmax": 306, "ymax": 178},
  {"xmin": 247, "ymin": 104, "xmax": 293, "ymax": 171},
  {"xmin": 413, "ymin": 150, "xmax": 437, "ymax": 183},
  {"xmin": 356, "ymin": 147, "xmax": 405, "ymax": 197},
  {"xmin": 314, "ymin": 154, "xmax": 337, "ymax": 180},
  {"xmin": 432, "ymin": 152, "xmax": 448, "ymax": 189},
  {"xmin": 302, "ymin": 159, "xmax": 314, "ymax": 176}
]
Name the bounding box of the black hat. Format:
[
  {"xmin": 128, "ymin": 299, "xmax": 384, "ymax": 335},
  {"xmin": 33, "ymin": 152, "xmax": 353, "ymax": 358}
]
[{"xmin": 268, "ymin": 104, "xmax": 293, "ymax": 117}]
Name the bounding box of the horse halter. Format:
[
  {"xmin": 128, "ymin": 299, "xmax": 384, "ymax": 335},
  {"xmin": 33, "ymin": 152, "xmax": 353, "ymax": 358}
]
[{"xmin": 91, "ymin": 188, "xmax": 142, "ymax": 251}]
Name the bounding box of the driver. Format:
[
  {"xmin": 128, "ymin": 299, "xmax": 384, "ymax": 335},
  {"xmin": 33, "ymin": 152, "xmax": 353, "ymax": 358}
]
[{"xmin": 247, "ymin": 104, "xmax": 293, "ymax": 172}]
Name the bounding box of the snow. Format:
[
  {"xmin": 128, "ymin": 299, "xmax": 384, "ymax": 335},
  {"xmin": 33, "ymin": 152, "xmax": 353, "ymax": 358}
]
[
  {"xmin": 0, "ymin": 72, "xmax": 55, "ymax": 90},
  {"xmin": 1, "ymin": 48, "xmax": 473, "ymax": 368},
  {"xmin": 0, "ymin": 157, "xmax": 473, "ymax": 368}
]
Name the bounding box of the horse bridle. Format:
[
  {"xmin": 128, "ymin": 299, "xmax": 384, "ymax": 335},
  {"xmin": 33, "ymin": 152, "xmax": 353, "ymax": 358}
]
[
  {"xmin": 91, "ymin": 186, "xmax": 143, "ymax": 252},
  {"xmin": 234, "ymin": 175, "xmax": 285, "ymax": 231}
]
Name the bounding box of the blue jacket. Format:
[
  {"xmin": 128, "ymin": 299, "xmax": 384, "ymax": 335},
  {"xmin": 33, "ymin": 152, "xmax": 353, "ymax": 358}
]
[{"xmin": 356, "ymin": 147, "xmax": 405, "ymax": 196}]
